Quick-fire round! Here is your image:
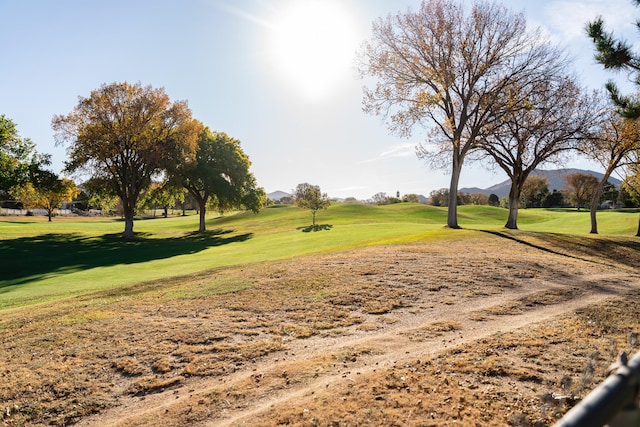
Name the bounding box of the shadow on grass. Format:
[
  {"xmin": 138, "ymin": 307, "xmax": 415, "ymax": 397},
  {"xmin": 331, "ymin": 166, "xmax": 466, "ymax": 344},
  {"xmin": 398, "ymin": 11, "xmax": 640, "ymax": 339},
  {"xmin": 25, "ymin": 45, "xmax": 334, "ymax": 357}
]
[
  {"xmin": 297, "ymin": 224, "xmax": 333, "ymax": 233},
  {"xmin": 481, "ymin": 229, "xmax": 640, "ymax": 269},
  {"xmin": 0, "ymin": 229, "xmax": 252, "ymax": 289}
]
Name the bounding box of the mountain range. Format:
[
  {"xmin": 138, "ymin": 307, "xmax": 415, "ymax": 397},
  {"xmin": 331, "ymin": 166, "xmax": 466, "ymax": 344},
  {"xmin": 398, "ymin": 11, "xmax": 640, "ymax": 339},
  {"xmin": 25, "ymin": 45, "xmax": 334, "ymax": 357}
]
[
  {"xmin": 267, "ymin": 169, "xmax": 621, "ymax": 202},
  {"xmin": 459, "ymin": 168, "xmax": 622, "ymax": 199}
]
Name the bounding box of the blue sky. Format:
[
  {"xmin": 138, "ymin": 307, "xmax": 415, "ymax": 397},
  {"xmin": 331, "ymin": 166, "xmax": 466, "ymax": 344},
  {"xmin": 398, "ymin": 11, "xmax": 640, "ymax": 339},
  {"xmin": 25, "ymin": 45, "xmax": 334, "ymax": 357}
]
[{"xmin": 1, "ymin": 0, "xmax": 638, "ymax": 199}]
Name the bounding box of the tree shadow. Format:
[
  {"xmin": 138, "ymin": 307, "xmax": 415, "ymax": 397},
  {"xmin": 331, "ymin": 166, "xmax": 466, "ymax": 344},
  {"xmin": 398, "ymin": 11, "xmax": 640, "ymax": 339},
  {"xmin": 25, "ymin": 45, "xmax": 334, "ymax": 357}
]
[
  {"xmin": 297, "ymin": 224, "xmax": 333, "ymax": 233},
  {"xmin": 0, "ymin": 229, "xmax": 252, "ymax": 289},
  {"xmin": 480, "ymin": 229, "xmax": 640, "ymax": 269}
]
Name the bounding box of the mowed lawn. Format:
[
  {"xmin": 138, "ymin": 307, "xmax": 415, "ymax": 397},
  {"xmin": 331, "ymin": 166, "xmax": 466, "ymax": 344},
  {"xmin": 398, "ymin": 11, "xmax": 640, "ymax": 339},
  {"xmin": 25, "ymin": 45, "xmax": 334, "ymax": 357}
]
[{"xmin": 1, "ymin": 203, "xmax": 638, "ymax": 309}]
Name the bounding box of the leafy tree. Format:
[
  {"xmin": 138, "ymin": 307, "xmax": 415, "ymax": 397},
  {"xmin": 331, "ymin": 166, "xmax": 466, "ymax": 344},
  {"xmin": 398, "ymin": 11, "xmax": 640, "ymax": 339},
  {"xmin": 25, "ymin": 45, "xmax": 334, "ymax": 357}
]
[
  {"xmin": 52, "ymin": 82, "xmax": 201, "ymax": 239},
  {"xmin": 295, "ymin": 183, "xmax": 330, "ymax": 229},
  {"xmin": 140, "ymin": 182, "xmax": 179, "ymax": 217},
  {"xmin": 428, "ymin": 188, "xmax": 449, "ymax": 207},
  {"xmin": 13, "ymin": 175, "xmax": 79, "ymax": 221},
  {"xmin": 488, "ymin": 194, "xmax": 500, "ymax": 207},
  {"xmin": 520, "ymin": 176, "xmax": 550, "ymax": 209},
  {"xmin": 468, "ymin": 193, "xmax": 489, "ymax": 206},
  {"xmin": 542, "ymin": 189, "xmax": 565, "ymax": 208},
  {"xmin": 82, "ymin": 178, "xmax": 118, "ymax": 215},
  {"xmin": 587, "ymin": 2, "xmax": 640, "ymax": 118},
  {"xmin": 0, "ymin": 115, "xmax": 51, "ymax": 199},
  {"xmin": 360, "ymin": 0, "xmax": 556, "ymax": 228},
  {"xmin": 564, "ymin": 173, "xmax": 599, "ymax": 210},
  {"xmin": 402, "ymin": 193, "xmax": 420, "ymax": 203},
  {"xmin": 583, "ymin": 110, "xmax": 640, "ymax": 233},
  {"xmin": 176, "ymin": 128, "xmax": 264, "ymax": 233}
]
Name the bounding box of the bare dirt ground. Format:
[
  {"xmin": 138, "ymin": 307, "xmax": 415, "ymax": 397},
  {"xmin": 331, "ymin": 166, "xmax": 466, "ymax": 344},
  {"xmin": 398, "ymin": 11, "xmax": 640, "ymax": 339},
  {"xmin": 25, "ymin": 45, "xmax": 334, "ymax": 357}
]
[{"xmin": 1, "ymin": 231, "xmax": 639, "ymax": 426}]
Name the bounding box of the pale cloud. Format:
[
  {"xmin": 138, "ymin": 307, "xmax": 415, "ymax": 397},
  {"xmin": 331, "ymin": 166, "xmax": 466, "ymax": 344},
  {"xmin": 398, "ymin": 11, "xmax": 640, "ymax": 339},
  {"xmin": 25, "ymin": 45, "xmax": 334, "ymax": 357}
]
[
  {"xmin": 358, "ymin": 142, "xmax": 416, "ymax": 164},
  {"xmin": 543, "ymin": 0, "xmax": 638, "ymax": 43}
]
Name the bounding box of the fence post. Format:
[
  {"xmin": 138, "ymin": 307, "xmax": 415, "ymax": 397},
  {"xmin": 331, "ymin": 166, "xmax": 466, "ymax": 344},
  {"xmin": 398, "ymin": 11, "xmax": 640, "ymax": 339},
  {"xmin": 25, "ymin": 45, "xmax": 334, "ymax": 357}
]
[{"xmin": 554, "ymin": 351, "xmax": 640, "ymax": 427}]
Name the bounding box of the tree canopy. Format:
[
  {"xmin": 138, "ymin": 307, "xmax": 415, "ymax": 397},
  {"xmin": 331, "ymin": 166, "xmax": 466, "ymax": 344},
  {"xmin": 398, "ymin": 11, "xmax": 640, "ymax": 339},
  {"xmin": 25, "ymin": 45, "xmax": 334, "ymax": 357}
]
[
  {"xmin": 295, "ymin": 183, "xmax": 330, "ymax": 229},
  {"xmin": 14, "ymin": 176, "xmax": 79, "ymax": 221},
  {"xmin": 1, "ymin": 115, "xmax": 51, "ymax": 199},
  {"xmin": 176, "ymin": 128, "xmax": 265, "ymax": 233},
  {"xmin": 52, "ymin": 81, "xmax": 201, "ymax": 239}
]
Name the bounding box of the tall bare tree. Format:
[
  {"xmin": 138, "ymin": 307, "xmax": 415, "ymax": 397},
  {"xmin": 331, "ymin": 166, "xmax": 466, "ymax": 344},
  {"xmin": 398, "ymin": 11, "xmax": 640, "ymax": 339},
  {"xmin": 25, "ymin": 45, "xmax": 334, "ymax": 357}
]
[
  {"xmin": 584, "ymin": 110, "xmax": 640, "ymax": 233},
  {"xmin": 53, "ymin": 82, "xmax": 201, "ymax": 239},
  {"xmin": 478, "ymin": 75, "xmax": 602, "ymax": 229},
  {"xmin": 359, "ymin": 0, "xmax": 559, "ymax": 228}
]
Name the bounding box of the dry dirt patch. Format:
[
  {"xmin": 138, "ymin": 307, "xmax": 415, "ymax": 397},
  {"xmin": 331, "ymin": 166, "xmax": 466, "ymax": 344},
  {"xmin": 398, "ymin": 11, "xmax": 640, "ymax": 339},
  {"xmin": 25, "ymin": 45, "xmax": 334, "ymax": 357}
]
[{"xmin": 0, "ymin": 234, "xmax": 638, "ymax": 426}]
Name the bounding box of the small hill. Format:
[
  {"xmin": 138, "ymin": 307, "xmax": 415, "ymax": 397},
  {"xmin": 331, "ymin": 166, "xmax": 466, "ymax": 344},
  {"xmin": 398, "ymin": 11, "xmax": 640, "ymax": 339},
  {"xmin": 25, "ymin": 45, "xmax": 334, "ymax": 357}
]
[{"xmin": 460, "ymin": 168, "xmax": 622, "ymax": 199}]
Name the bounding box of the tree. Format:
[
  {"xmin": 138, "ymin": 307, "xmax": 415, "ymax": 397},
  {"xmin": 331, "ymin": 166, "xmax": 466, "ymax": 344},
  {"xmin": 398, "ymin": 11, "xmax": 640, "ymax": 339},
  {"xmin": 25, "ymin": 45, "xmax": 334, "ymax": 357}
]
[
  {"xmin": 520, "ymin": 176, "xmax": 550, "ymax": 209},
  {"xmin": 82, "ymin": 178, "xmax": 118, "ymax": 215},
  {"xmin": 479, "ymin": 72, "xmax": 602, "ymax": 229},
  {"xmin": 52, "ymin": 82, "xmax": 201, "ymax": 239},
  {"xmin": 428, "ymin": 188, "xmax": 449, "ymax": 207},
  {"xmin": 587, "ymin": 2, "xmax": 640, "ymax": 118},
  {"xmin": 542, "ymin": 190, "xmax": 565, "ymax": 208},
  {"xmin": 402, "ymin": 193, "xmax": 420, "ymax": 203},
  {"xmin": 621, "ymin": 154, "xmax": 640, "ymax": 235},
  {"xmin": 584, "ymin": 110, "xmax": 640, "ymax": 233},
  {"xmin": 177, "ymin": 128, "xmax": 264, "ymax": 233},
  {"xmin": 488, "ymin": 194, "xmax": 500, "ymax": 207},
  {"xmin": 360, "ymin": 0, "xmax": 557, "ymax": 228},
  {"xmin": 13, "ymin": 175, "xmax": 79, "ymax": 221},
  {"xmin": 564, "ymin": 173, "xmax": 599, "ymax": 210},
  {"xmin": 295, "ymin": 183, "xmax": 330, "ymax": 229},
  {"xmin": 1, "ymin": 115, "xmax": 51, "ymax": 199},
  {"xmin": 371, "ymin": 192, "xmax": 387, "ymax": 205}
]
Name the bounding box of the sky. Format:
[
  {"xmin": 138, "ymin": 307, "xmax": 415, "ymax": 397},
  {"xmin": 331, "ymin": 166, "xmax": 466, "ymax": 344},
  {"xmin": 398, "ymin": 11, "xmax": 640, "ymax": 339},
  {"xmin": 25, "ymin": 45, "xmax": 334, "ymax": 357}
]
[{"xmin": 1, "ymin": 0, "xmax": 639, "ymax": 200}]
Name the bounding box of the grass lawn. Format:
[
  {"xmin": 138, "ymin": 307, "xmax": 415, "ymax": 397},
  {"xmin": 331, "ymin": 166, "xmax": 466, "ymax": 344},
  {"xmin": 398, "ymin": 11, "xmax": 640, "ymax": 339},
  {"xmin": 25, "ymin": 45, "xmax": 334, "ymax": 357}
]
[{"xmin": 1, "ymin": 203, "xmax": 637, "ymax": 309}]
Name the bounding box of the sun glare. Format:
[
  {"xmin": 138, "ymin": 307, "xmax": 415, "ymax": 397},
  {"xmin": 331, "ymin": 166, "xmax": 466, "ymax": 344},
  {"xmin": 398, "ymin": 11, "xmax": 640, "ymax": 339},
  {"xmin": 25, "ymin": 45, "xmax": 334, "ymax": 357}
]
[{"xmin": 268, "ymin": 0, "xmax": 359, "ymax": 101}]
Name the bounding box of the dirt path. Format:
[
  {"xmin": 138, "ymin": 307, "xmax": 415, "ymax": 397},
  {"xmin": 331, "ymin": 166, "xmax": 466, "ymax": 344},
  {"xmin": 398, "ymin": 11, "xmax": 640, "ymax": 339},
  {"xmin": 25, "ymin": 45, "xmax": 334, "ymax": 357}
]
[{"xmin": 76, "ymin": 262, "xmax": 639, "ymax": 427}]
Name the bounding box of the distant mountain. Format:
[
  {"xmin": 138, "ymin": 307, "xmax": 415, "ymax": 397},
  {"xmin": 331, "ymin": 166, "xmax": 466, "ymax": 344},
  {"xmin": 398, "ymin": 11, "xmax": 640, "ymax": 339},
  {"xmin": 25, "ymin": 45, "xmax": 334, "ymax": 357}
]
[
  {"xmin": 267, "ymin": 190, "xmax": 291, "ymax": 201},
  {"xmin": 460, "ymin": 169, "xmax": 622, "ymax": 199}
]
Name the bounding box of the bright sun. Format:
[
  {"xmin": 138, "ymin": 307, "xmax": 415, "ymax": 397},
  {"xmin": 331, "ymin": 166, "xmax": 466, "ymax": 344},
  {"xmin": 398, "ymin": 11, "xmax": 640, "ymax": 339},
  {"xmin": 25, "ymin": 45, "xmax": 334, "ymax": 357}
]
[{"xmin": 268, "ymin": 0, "xmax": 359, "ymax": 101}]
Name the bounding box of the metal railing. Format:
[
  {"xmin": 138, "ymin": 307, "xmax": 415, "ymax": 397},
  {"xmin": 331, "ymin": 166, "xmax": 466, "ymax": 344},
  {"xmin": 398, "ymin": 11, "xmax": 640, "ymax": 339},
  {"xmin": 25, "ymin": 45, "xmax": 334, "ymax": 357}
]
[{"xmin": 554, "ymin": 351, "xmax": 640, "ymax": 427}]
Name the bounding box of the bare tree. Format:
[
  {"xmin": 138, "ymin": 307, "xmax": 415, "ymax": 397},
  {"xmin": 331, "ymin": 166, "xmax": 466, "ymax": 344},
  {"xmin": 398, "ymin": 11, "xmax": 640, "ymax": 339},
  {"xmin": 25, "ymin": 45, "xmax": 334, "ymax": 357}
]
[
  {"xmin": 584, "ymin": 110, "xmax": 640, "ymax": 233},
  {"xmin": 478, "ymin": 74, "xmax": 603, "ymax": 229},
  {"xmin": 359, "ymin": 0, "xmax": 560, "ymax": 228}
]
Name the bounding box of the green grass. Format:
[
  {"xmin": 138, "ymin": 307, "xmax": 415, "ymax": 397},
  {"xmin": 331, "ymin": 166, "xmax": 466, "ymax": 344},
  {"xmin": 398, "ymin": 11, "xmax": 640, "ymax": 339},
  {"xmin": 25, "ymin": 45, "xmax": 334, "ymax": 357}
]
[{"xmin": 1, "ymin": 204, "xmax": 637, "ymax": 310}]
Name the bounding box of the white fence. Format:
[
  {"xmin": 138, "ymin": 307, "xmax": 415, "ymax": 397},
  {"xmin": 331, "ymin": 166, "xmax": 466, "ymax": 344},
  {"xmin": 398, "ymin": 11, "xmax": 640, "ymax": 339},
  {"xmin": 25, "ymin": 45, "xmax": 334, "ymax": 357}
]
[{"xmin": 0, "ymin": 208, "xmax": 74, "ymax": 216}]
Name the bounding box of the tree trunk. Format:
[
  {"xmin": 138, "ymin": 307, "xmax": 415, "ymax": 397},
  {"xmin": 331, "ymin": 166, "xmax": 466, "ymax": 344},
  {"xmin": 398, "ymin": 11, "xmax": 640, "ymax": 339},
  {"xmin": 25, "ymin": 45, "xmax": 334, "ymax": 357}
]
[
  {"xmin": 47, "ymin": 210, "xmax": 53, "ymax": 222},
  {"xmin": 589, "ymin": 184, "xmax": 605, "ymax": 234},
  {"xmin": 590, "ymin": 169, "xmax": 614, "ymax": 234},
  {"xmin": 123, "ymin": 208, "xmax": 135, "ymax": 240},
  {"xmin": 198, "ymin": 201, "xmax": 207, "ymax": 233},
  {"xmin": 636, "ymin": 214, "xmax": 640, "ymax": 237},
  {"xmin": 447, "ymin": 159, "xmax": 463, "ymax": 229},
  {"xmin": 505, "ymin": 182, "xmax": 521, "ymax": 230}
]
